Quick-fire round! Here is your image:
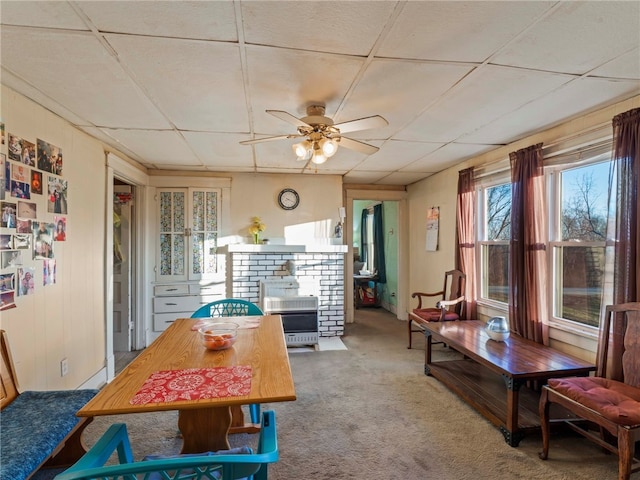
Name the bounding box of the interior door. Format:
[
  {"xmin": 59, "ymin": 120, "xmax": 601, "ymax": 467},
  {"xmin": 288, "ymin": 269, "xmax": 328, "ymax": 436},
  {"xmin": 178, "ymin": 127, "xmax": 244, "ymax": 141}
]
[{"xmin": 113, "ymin": 185, "xmax": 132, "ymax": 352}]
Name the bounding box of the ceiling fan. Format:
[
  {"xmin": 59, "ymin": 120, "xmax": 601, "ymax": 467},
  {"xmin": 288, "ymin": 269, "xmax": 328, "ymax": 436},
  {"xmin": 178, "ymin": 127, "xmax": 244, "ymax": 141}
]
[{"xmin": 240, "ymin": 104, "xmax": 388, "ymax": 164}]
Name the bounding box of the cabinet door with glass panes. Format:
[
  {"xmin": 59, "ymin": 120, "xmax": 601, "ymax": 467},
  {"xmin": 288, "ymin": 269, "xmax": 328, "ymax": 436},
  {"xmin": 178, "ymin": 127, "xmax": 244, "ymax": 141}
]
[{"xmin": 156, "ymin": 188, "xmax": 220, "ymax": 281}]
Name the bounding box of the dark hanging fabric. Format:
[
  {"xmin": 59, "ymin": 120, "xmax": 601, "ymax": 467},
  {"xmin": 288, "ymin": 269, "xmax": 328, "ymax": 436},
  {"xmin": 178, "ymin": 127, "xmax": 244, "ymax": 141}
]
[
  {"xmin": 610, "ymin": 107, "xmax": 640, "ymax": 305},
  {"xmin": 456, "ymin": 167, "xmax": 477, "ymax": 319},
  {"xmin": 360, "ymin": 208, "xmax": 369, "ymax": 265},
  {"xmin": 373, "ymin": 204, "xmax": 386, "ymax": 284}
]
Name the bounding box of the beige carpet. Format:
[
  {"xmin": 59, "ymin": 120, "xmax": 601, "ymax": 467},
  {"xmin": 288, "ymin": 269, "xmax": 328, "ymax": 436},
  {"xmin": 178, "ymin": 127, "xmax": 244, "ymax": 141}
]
[{"xmin": 36, "ymin": 309, "xmax": 621, "ymax": 479}]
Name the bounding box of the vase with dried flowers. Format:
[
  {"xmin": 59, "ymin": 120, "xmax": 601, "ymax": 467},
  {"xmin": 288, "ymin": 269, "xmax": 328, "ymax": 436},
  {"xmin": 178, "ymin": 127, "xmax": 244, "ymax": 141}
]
[{"xmin": 248, "ymin": 216, "xmax": 266, "ymax": 244}]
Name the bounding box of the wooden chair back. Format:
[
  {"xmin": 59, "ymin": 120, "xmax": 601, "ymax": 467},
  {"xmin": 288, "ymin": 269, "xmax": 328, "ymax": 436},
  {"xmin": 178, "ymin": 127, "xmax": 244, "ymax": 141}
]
[
  {"xmin": 596, "ymin": 302, "xmax": 640, "ymax": 385},
  {"xmin": 443, "ymin": 269, "xmax": 466, "ymax": 316},
  {"xmin": 0, "ymin": 329, "xmax": 20, "ymax": 410}
]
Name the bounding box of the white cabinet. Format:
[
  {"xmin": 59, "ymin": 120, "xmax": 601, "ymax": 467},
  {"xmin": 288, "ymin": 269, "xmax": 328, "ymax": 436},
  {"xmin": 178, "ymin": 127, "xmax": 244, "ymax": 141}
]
[
  {"xmin": 152, "ymin": 283, "xmax": 224, "ymax": 332},
  {"xmin": 156, "ymin": 188, "xmax": 220, "ymax": 282},
  {"xmin": 152, "ymin": 186, "xmax": 224, "ymax": 334}
]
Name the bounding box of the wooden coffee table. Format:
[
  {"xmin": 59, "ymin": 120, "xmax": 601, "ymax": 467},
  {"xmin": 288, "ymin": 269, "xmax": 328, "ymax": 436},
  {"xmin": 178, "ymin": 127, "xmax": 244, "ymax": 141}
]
[{"xmin": 423, "ymin": 320, "xmax": 595, "ymax": 446}]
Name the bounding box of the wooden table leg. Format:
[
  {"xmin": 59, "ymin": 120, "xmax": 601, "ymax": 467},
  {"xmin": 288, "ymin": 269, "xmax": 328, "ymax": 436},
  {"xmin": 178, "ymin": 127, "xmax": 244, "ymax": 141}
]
[
  {"xmin": 501, "ymin": 375, "xmax": 525, "ymax": 447},
  {"xmin": 424, "ymin": 331, "xmax": 433, "ymax": 375},
  {"xmin": 178, "ymin": 406, "xmax": 231, "ymax": 453}
]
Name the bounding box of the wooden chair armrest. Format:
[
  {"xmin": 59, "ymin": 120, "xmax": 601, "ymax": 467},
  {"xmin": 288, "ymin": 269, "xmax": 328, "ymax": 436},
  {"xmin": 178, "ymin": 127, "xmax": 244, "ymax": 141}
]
[
  {"xmin": 411, "ymin": 291, "xmax": 445, "ymax": 309},
  {"xmin": 436, "ymin": 296, "xmax": 465, "ymax": 308}
]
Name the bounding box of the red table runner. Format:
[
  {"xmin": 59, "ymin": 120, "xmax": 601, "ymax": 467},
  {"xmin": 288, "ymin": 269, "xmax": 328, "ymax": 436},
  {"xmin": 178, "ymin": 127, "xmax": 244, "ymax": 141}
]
[{"xmin": 130, "ymin": 366, "xmax": 252, "ymax": 405}]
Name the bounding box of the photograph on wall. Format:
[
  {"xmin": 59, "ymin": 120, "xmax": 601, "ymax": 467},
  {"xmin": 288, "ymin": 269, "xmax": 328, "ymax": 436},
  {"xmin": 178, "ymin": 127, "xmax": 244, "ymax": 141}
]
[
  {"xmin": 1, "ymin": 250, "xmax": 22, "ymax": 268},
  {"xmin": 17, "ymin": 267, "xmax": 35, "ymax": 296},
  {"xmin": 13, "ymin": 234, "xmax": 31, "ymax": 250},
  {"xmin": 33, "ymin": 221, "xmax": 54, "ymax": 259},
  {"xmin": 425, "ymin": 206, "xmax": 439, "ymax": 252},
  {"xmin": 0, "ymin": 272, "xmax": 15, "ymax": 292},
  {"xmin": 17, "ymin": 201, "xmax": 36, "ymax": 219},
  {"xmin": 4, "ymin": 155, "xmax": 9, "ymax": 192},
  {"xmin": 0, "ymin": 153, "xmax": 5, "ymax": 200},
  {"xmin": 1, "ymin": 201, "xmax": 16, "ymax": 228},
  {"xmin": 54, "ymin": 216, "xmax": 66, "ymax": 241},
  {"xmin": 10, "ymin": 180, "xmax": 30, "ymax": 200},
  {"xmin": 47, "ymin": 176, "xmax": 67, "ymax": 214},
  {"xmin": 0, "ymin": 235, "xmax": 12, "ymax": 250},
  {"xmin": 31, "ymin": 170, "xmax": 43, "ymax": 195},
  {"xmin": 8, "ymin": 134, "xmax": 23, "ymax": 162},
  {"xmin": 37, "ymin": 139, "xmax": 63, "ymax": 175},
  {"xmin": 16, "ymin": 218, "xmax": 31, "ymax": 234},
  {"xmin": 11, "ymin": 163, "xmax": 29, "ymax": 183},
  {"xmin": 0, "ymin": 122, "xmax": 5, "ymax": 145},
  {"xmin": 43, "ymin": 259, "xmax": 56, "ymax": 286},
  {"xmin": 0, "ymin": 291, "xmax": 16, "ymax": 311}
]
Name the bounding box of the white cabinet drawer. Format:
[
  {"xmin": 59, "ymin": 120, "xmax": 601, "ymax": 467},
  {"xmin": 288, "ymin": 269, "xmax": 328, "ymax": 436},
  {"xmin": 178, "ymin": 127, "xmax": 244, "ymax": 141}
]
[
  {"xmin": 154, "ymin": 284, "xmax": 190, "ymax": 296},
  {"xmin": 153, "ymin": 312, "xmax": 187, "ymax": 331},
  {"xmin": 190, "ymin": 283, "xmax": 225, "ymax": 295},
  {"xmin": 153, "ymin": 296, "xmax": 201, "ymax": 313}
]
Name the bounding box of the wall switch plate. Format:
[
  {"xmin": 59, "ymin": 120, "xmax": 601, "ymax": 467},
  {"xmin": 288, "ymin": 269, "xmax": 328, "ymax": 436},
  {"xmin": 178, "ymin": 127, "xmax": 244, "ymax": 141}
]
[{"xmin": 60, "ymin": 358, "xmax": 69, "ymax": 377}]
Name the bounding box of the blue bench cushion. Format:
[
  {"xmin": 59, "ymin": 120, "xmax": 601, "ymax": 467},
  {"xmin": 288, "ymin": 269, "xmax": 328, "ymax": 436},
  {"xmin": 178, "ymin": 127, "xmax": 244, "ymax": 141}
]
[{"xmin": 0, "ymin": 389, "xmax": 98, "ymax": 480}]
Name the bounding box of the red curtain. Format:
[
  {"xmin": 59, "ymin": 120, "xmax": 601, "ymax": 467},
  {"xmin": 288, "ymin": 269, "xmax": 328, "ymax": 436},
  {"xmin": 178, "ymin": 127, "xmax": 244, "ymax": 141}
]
[
  {"xmin": 508, "ymin": 143, "xmax": 549, "ymax": 344},
  {"xmin": 456, "ymin": 167, "xmax": 477, "ymax": 319}
]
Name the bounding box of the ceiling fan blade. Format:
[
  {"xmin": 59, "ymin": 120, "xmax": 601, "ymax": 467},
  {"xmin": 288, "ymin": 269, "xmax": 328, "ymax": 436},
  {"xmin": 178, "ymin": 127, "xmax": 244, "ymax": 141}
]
[
  {"xmin": 338, "ymin": 136, "xmax": 379, "ymax": 155},
  {"xmin": 333, "ymin": 115, "xmax": 388, "ymax": 134},
  {"xmin": 239, "ymin": 134, "xmax": 302, "ymax": 145},
  {"xmin": 266, "ymin": 110, "xmax": 311, "ymax": 128}
]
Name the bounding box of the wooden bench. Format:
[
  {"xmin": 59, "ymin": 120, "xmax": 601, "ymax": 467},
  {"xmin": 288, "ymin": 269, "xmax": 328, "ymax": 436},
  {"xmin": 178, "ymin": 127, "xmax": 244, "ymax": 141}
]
[{"xmin": 0, "ymin": 330, "xmax": 98, "ymax": 480}]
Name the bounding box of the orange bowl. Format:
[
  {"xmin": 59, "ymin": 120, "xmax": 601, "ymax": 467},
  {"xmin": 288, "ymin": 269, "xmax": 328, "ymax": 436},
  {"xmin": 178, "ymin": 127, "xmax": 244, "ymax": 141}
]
[{"xmin": 198, "ymin": 322, "xmax": 238, "ymax": 350}]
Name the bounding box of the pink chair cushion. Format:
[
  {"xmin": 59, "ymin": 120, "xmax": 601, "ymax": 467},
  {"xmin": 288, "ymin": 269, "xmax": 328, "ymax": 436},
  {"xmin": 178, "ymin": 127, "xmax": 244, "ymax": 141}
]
[
  {"xmin": 548, "ymin": 377, "xmax": 640, "ymax": 426},
  {"xmin": 412, "ymin": 308, "xmax": 459, "ymax": 322}
]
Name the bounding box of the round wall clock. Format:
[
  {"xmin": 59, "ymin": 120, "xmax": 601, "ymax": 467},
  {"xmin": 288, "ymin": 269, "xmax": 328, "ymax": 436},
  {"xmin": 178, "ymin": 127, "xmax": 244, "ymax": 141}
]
[{"xmin": 278, "ymin": 188, "xmax": 300, "ymax": 210}]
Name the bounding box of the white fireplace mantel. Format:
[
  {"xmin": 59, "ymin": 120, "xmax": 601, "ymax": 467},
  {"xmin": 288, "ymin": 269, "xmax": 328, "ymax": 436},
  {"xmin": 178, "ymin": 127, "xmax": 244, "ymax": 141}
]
[{"xmin": 218, "ymin": 244, "xmax": 348, "ymax": 254}]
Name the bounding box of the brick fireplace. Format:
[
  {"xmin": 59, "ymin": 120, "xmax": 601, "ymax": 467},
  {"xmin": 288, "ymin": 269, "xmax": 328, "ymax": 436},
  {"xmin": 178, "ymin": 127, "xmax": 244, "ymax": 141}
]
[{"xmin": 218, "ymin": 244, "xmax": 348, "ymax": 337}]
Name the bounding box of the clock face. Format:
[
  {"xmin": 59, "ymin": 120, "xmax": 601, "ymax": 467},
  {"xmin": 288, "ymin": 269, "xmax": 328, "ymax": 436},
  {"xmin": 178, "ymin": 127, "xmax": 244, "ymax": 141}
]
[{"xmin": 278, "ymin": 188, "xmax": 299, "ymax": 210}]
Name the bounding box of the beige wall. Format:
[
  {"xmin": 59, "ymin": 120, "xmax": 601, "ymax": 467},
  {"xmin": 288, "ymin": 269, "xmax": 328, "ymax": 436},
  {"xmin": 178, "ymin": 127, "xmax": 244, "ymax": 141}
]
[
  {"xmin": 406, "ymin": 94, "xmax": 640, "ymax": 362},
  {"xmin": 1, "ymin": 86, "xmax": 107, "ymax": 390}
]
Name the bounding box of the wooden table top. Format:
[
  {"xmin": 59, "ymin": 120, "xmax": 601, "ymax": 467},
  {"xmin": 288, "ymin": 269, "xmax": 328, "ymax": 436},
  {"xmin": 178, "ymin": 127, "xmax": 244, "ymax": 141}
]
[
  {"xmin": 78, "ymin": 315, "xmax": 296, "ymax": 417},
  {"xmin": 424, "ymin": 320, "xmax": 595, "ymax": 380}
]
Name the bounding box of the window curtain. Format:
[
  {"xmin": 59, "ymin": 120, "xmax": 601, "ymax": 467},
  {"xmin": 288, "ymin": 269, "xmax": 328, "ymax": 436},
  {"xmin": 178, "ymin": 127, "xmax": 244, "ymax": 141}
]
[
  {"xmin": 456, "ymin": 167, "xmax": 477, "ymax": 319},
  {"xmin": 508, "ymin": 143, "xmax": 549, "ymax": 345},
  {"xmin": 604, "ymin": 108, "xmax": 640, "ymax": 378},
  {"xmin": 609, "ymin": 107, "xmax": 640, "ymax": 305},
  {"xmin": 360, "ymin": 209, "xmax": 369, "ymax": 266},
  {"xmin": 373, "ymin": 204, "xmax": 386, "ymax": 284}
]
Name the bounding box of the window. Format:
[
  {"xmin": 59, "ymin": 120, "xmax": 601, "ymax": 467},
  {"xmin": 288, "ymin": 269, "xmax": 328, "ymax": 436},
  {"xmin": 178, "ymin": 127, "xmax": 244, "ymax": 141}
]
[
  {"xmin": 549, "ymin": 157, "xmax": 611, "ymax": 328},
  {"xmin": 478, "ymin": 181, "xmax": 511, "ymax": 304}
]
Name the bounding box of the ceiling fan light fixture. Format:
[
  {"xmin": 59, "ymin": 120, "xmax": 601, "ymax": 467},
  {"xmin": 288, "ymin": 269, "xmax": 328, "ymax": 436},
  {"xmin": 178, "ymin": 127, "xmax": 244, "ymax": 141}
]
[
  {"xmin": 311, "ymin": 141, "xmax": 327, "ymax": 164},
  {"xmin": 292, "ymin": 140, "xmax": 312, "ymax": 158},
  {"xmin": 320, "ymin": 137, "xmax": 338, "ymax": 157}
]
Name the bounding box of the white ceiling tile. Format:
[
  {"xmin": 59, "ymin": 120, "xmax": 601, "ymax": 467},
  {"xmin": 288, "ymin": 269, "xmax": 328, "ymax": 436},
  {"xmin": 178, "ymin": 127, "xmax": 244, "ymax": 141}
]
[
  {"xmin": 102, "ymin": 129, "xmax": 200, "ymax": 166},
  {"xmin": 492, "ymin": 2, "xmax": 640, "ymax": 75},
  {"xmin": 461, "ymin": 77, "xmax": 640, "ymax": 145},
  {"xmin": 402, "ymin": 143, "xmax": 495, "ymax": 173},
  {"xmin": 77, "ymin": 1, "xmax": 238, "ymax": 41},
  {"xmin": 105, "ymin": 34, "xmax": 248, "ymax": 132},
  {"xmin": 343, "ymin": 171, "xmax": 392, "ymax": 184},
  {"xmin": 182, "ymin": 132, "xmax": 254, "ymax": 169},
  {"xmin": 355, "ymin": 140, "xmax": 442, "ymax": 171},
  {"xmin": 338, "ymin": 59, "xmax": 474, "ymax": 139},
  {"xmin": 376, "ymin": 172, "xmax": 432, "ymax": 186},
  {"xmin": 1, "ymin": 27, "xmax": 171, "ymax": 129},
  {"xmin": 246, "ymin": 46, "xmax": 366, "ymax": 134},
  {"xmin": 589, "ymin": 48, "xmax": 640, "ymax": 80},
  {"xmin": 1, "ymin": 1, "xmax": 88, "ymax": 29},
  {"xmin": 241, "ymin": 1, "xmax": 397, "ymax": 56},
  {"xmin": 397, "ymin": 65, "xmax": 574, "ymax": 143},
  {"xmin": 378, "ymin": 1, "xmax": 555, "ymax": 62}
]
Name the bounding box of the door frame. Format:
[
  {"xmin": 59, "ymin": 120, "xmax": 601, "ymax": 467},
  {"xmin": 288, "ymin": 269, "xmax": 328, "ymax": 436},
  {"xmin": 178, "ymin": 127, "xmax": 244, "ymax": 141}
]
[
  {"xmin": 344, "ymin": 187, "xmax": 409, "ymax": 324},
  {"xmin": 105, "ymin": 153, "xmax": 149, "ymax": 381}
]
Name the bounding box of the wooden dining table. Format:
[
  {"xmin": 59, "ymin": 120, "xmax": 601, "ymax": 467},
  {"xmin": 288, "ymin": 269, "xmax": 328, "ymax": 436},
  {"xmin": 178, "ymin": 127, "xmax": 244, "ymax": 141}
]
[{"xmin": 77, "ymin": 315, "xmax": 296, "ymax": 453}]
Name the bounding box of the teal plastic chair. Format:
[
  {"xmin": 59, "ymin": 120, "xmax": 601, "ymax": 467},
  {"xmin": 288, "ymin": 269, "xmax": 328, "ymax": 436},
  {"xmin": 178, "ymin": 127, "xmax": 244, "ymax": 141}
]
[
  {"xmin": 191, "ymin": 298, "xmax": 264, "ymax": 319},
  {"xmin": 54, "ymin": 410, "xmax": 278, "ymax": 480},
  {"xmin": 191, "ymin": 298, "xmax": 264, "ymax": 424}
]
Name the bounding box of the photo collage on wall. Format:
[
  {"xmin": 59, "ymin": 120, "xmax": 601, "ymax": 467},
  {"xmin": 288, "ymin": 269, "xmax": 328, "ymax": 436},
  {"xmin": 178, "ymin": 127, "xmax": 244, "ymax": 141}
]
[{"xmin": 0, "ymin": 122, "xmax": 65, "ymax": 311}]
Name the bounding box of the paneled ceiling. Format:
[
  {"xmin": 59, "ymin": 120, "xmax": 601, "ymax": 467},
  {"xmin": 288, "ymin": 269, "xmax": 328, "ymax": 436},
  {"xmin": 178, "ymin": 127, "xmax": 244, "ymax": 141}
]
[{"xmin": 1, "ymin": 1, "xmax": 639, "ymax": 186}]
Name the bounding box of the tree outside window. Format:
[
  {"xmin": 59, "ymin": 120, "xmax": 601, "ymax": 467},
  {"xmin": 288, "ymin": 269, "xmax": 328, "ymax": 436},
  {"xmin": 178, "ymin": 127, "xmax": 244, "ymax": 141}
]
[{"xmin": 481, "ymin": 183, "xmax": 511, "ymax": 303}]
